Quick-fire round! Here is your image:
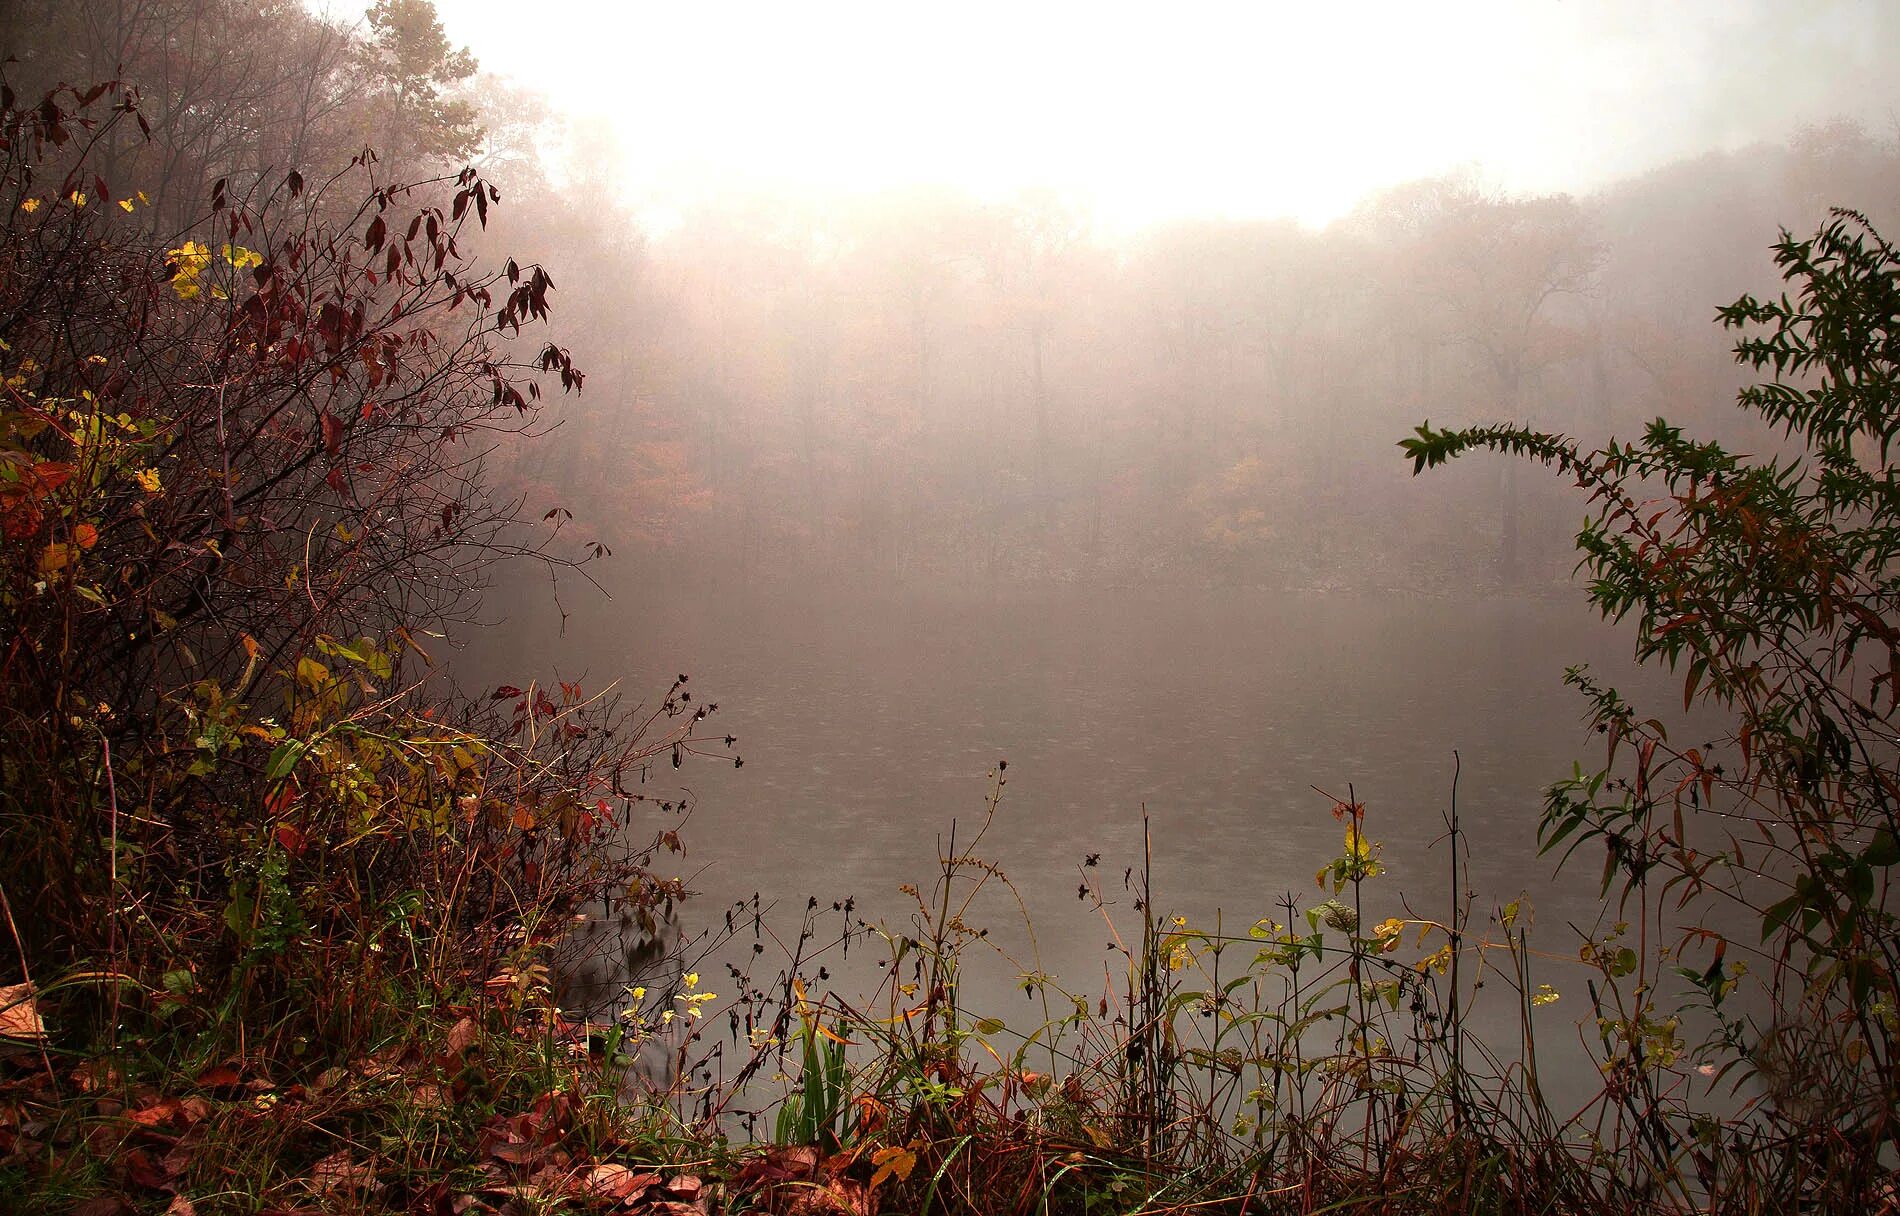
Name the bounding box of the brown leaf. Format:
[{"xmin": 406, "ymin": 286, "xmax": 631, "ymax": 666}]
[
  {"xmin": 194, "ymin": 1064, "xmax": 242, "ymax": 1091},
  {"xmin": 73, "ymin": 1060, "xmax": 123, "ymax": 1092},
  {"xmin": 785, "ymin": 1177, "xmax": 870, "ymax": 1216},
  {"xmin": 165, "ymin": 1196, "xmax": 198, "ymax": 1216},
  {"xmin": 660, "ymin": 1174, "xmax": 703, "ymax": 1200},
  {"xmin": 129, "ymin": 1097, "xmax": 183, "ymax": 1127},
  {"xmin": 483, "ymin": 1130, "xmax": 537, "ymax": 1167},
  {"xmin": 71, "ymin": 1197, "xmax": 133, "ymax": 1216},
  {"xmin": 0, "ymin": 982, "xmax": 47, "ymax": 1040},
  {"xmin": 445, "ymin": 1015, "xmax": 480, "ymax": 1057},
  {"xmin": 409, "ymin": 1082, "xmax": 449, "ymax": 1109},
  {"xmin": 578, "ymin": 1163, "xmax": 659, "ymax": 1204},
  {"xmin": 121, "ymin": 1146, "xmax": 175, "ymax": 1190},
  {"xmin": 309, "ymin": 1149, "xmax": 376, "ymax": 1194}
]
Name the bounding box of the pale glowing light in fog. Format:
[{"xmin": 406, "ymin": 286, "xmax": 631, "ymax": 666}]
[{"xmin": 431, "ymin": 0, "xmax": 1897, "ymax": 229}]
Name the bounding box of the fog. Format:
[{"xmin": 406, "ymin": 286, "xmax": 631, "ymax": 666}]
[
  {"xmin": 256, "ymin": 4, "xmax": 1871, "ymax": 1104},
  {"xmin": 9, "ymin": 0, "xmax": 1897, "ymax": 1108},
  {"xmin": 437, "ymin": 0, "xmax": 1900, "ymax": 231}
]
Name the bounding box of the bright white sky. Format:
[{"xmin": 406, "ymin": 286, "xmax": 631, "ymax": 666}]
[{"xmin": 422, "ymin": 0, "xmax": 1900, "ymax": 231}]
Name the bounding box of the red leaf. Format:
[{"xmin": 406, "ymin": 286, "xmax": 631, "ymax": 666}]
[
  {"xmin": 320, "ymin": 411, "xmax": 344, "ymax": 458},
  {"xmin": 194, "ymin": 1064, "xmax": 242, "ymax": 1090}
]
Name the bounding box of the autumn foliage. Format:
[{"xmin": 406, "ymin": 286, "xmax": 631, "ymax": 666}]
[{"xmin": 0, "ymin": 75, "xmax": 734, "ymax": 1202}]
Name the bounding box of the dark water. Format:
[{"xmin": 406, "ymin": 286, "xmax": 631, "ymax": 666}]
[{"xmin": 458, "ymin": 574, "xmax": 1708, "ymax": 1106}]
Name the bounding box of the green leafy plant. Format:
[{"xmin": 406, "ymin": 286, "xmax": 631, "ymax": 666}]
[
  {"xmin": 1403, "ymin": 207, "xmax": 1900, "ymax": 1210},
  {"xmin": 773, "ymin": 987, "xmax": 851, "ymax": 1147}
]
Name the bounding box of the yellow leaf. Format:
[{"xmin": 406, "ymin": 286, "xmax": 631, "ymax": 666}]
[
  {"xmin": 1345, "ymin": 825, "xmax": 1371, "ymax": 862},
  {"xmin": 118, "ymin": 198, "xmax": 135, "ymax": 213},
  {"xmin": 38, "ymin": 543, "xmax": 72, "ymax": 575},
  {"xmin": 19, "ymin": 197, "xmax": 40, "ymax": 213},
  {"xmin": 869, "ymin": 1146, "xmax": 917, "ymax": 1189},
  {"xmin": 295, "ymin": 656, "xmax": 329, "ymax": 688},
  {"xmin": 68, "ymin": 191, "xmax": 86, "ymax": 207},
  {"xmin": 133, "ymin": 468, "xmax": 161, "ymax": 493}
]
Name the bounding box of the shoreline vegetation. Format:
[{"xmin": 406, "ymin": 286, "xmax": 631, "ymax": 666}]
[{"xmin": 3, "ymin": 75, "xmax": 1898, "ymax": 1216}]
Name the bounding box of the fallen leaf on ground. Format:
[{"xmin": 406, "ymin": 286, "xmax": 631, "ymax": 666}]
[
  {"xmin": 193, "ymin": 1064, "xmax": 241, "ymax": 1090},
  {"xmin": 409, "ymin": 1081, "xmax": 449, "ymax": 1109},
  {"xmin": 309, "ymin": 1149, "xmax": 376, "ymax": 1194},
  {"xmin": 129, "ymin": 1097, "xmax": 183, "ymax": 1127},
  {"xmin": 0, "ymin": 982, "xmax": 46, "ymax": 1040},
  {"xmin": 446, "ymin": 1016, "xmax": 480, "ymax": 1056},
  {"xmin": 785, "ymin": 1177, "xmax": 870, "ymax": 1216},
  {"xmin": 74, "ymin": 1060, "xmax": 123, "ymax": 1091},
  {"xmin": 578, "ymin": 1163, "xmax": 659, "ymax": 1204},
  {"xmin": 660, "ymin": 1174, "xmax": 703, "ymax": 1200}
]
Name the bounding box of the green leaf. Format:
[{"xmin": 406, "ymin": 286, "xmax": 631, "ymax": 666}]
[
  {"xmin": 265, "ymin": 739, "xmax": 308, "ymax": 782},
  {"xmin": 1862, "ymin": 829, "xmax": 1900, "ymax": 868}
]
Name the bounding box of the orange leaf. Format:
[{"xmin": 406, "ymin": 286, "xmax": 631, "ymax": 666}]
[
  {"xmin": 869, "ymin": 1145, "xmax": 917, "ymax": 1189},
  {"xmin": 195, "ymin": 1064, "xmax": 242, "ymax": 1090}
]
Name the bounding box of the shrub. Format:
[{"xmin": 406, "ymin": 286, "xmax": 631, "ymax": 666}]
[
  {"xmin": 0, "ymin": 78, "xmax": 704, "ymax": 1065},
  {"xmin": 1403, "ymin": 207, "xmax": 1900, "ymax": 1208}
]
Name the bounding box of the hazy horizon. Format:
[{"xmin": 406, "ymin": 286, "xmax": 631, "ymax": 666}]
[{"xmin": 416, "ymin": 0, "xmax": 1900, "ymax": 233}]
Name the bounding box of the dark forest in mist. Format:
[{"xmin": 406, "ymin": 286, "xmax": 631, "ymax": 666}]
[{"xmin": 11, "ymin": 2, "xmax": 1899, "ymax": 600}]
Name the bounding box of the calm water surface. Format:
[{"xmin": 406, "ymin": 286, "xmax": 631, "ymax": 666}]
[{"xmin": 460, "ymin": 577, "xmax": 1705, "ymax": 1106}]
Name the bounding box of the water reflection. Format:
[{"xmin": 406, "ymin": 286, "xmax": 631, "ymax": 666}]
[{"xmin": 459, "ymin": 577, "xmax": 1711, "ymax": 1109}]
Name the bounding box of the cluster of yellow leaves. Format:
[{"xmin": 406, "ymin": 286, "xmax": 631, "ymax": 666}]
[
  {"xmin": 619, "ymin": 971, "xmax": 719, "ymax": 1036},
  {"xmin": 18, "ymin": 189, "xmax": 147, "ymax": 215},
  {"xmin": 1372, "ymin": 916, "xmax": 1407, "ymax": 954},
  {"xmin": 166, "ymin": 240, "xmax": 260, "ymax": 300},
  {"xmin": 166, "ymin": 241, "xmax": 213, "ymax": 299}
]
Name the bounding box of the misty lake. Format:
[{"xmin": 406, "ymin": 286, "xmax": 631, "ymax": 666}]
[{"xmin": 460, "ymin": 575, "xmax": 1711, "ymax": 1106}]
